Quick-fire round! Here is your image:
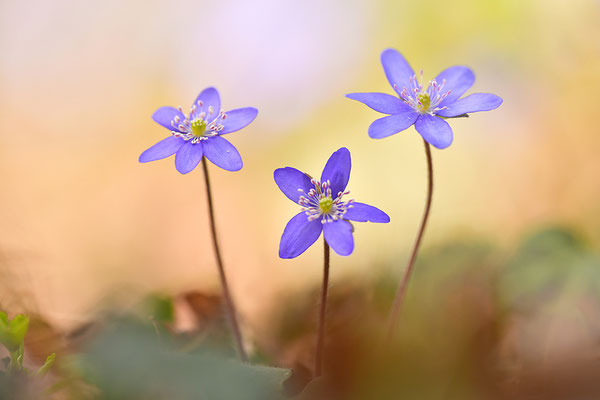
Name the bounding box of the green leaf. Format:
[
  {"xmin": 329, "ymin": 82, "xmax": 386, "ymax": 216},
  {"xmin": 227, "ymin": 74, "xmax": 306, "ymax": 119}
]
[
  {"xmin": 36, "ymin": 353, "xmax": 55, "ymax": 376},
  {"xmin": 0, "ymin": 312, "xmax": 9, "ymax": 328},
  {"xmin": 0, "ymin": 312, "xmax": 29, "ymax": 353},
  {"xmin": 144, "ymin": 294, "xmax": 175, "ymax": 323},
  {"xmin": 498, "ymin": 227, "xmax": 600, "ymax": 310},
  {"xmin": 79, "ymin": 317, "xmax": 290, "ymax": 400},
  {"xmin": 9, "ymin": 315, "xmax": 29, "ymax": 344}
]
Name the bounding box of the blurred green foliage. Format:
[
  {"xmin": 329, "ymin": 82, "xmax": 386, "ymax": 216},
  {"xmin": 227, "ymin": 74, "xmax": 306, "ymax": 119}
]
[
  {"xmin": 74, "ymin": 316, "xmax": 289, "ymax": 400},
  {"xmin": 275, "ymin": 226, "xmax": 600, "ymax": 399},
  {"xmin": 499, "ymin": 227, "xmax": 600, "ymax": 310},
  {"xmin": 2, "ymin": 226, "xmax": 599, "ymax": 399},
  {"xmin": 143, "ymin": 294, "xmax": 175, "ymax": 324},
  {"xmin": 0, "ymin": 312, "xmax": 55, "ymax": 399},
  {"xmin": 0, "ymin": 312, "xmax": 28, "ymax": 354}
]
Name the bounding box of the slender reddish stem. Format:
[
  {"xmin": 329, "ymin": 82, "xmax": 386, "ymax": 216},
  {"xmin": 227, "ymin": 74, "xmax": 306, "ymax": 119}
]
[
  {"xmin": 386, "ymin": 139, "xmax": 433, "ymax": 340},
  {"xmin": 314, "ymin": 239, "xmax": 330, "ymax": 378},
  {"xmin": 201, "ymin": 157, "xmax": 247, "ymax": 361}
]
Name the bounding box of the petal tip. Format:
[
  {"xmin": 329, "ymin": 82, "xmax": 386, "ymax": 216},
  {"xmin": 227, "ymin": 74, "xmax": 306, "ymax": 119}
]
[
  {"xmin": 195, "ymin": 87, "xmax": 221, "ymax": 107},
  {"xmin": 367, "ymin": 126, "xmax": 388, "ymax": 139},
  {"xmin": 329, "ymin": 242, "xmax": 354, "ymax": 257},
  {"xmin": 460, "ymin": 66, "xmax": 475, "ymax": 79},
  {"xmin": 492, "ymin": 95, "xmax": 503, "ymax": 108},
  {"xmin": 151, "ymin": 106, "xmax": 182, "ymax": 131},
  {"xmin": 202, "ymin": 86, "xmax": 219, "ymax": 94},
  {"xmin": 214, "ymin": 158, "xmax": 243, "ymax": 172},
  {"xmin": 273, "ymin": 167, "xmax": 288, "ymax": 180},
  {"xmin": 230, "ymin": 163, "xmax": 243, "ymax": 172},
  {"xmin": 428, "ymin": 139, "xmax": 452, "ymax": 150},
  {"xmin": 278, "ymin": 239, "xmax": 305, "ymax": 259},
  {"xmin": 278, "ymin": 249, "xmax": 296, "ymax": 259},
  {"xmin": 247, "ymin": 107, "xmax": 259, "ymax": 120},
  {"xmin": 380, "ymin": 47, "xmax": 400, "ymax": 59}
]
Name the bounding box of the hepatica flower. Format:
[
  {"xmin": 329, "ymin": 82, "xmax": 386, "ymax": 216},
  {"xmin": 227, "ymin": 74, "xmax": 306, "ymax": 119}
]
[
  {"xmin": 346, "ymin": 48, "xmax": 502, "ymax": 149},
  {"xmin": 139, "ymin": 87, "xmax": 258, "ymax": 173},
  {"xmin": 275, "ymin": 148, "xmax": 389, "ymax": 258}
]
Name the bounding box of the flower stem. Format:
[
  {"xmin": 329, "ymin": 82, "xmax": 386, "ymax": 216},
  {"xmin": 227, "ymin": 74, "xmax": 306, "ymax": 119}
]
[
  {"xmin": 201, "ymin": 157, "xmax": 247, "ymax": 362},
  {"xmin": 386, "ymin": 139, "xmax": 433, "ymax": 341},
  {"xmin": 314, "ymin": 239, "xmax": 330, "ymax": 378}
]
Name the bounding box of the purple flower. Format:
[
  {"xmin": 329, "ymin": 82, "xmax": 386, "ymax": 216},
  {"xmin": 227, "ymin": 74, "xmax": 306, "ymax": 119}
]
[
  {"xmin": 139, "ymin": 87, "xmax": 258, "ymax": 173},
  {"xmin": 346, "ymin": 49, "xmax": 502, "ymax": 149},
  {"xmin": 275, "ymin": 148, "xmax": 390, "ymax": 258}
]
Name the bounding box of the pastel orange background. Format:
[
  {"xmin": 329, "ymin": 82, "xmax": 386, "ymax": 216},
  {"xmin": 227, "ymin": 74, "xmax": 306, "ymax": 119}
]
[{"xmin": 0, "ymin": 0, "xmax": 598, "ymax": 332}]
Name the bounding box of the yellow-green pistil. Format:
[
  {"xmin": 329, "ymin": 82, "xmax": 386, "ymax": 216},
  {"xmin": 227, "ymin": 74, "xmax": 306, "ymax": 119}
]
[
  {"xmin": 397, "ymin": 72, "xmax": 451, "ymax": 115},
  {"xmin": 191, "ymin": 119, "xmax": 207, "ymax": 138},
  {"xmin": 319, "ymin": 196, "xmax": 333, "ymax": 214},
  {"xmin": 417, "ymin": 92, "xmax": 431, "ymax": 113}
]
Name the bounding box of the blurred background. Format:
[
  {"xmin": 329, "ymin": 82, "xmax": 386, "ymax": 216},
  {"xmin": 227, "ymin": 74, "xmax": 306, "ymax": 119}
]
[{"xmin": 0, "ymin": 0, "xmax": 600, "ymax": 397}]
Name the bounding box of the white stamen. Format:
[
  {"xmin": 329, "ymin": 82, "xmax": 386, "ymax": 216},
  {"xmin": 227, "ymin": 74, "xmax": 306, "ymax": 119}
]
[
  {"xmin": 398, "ymin": 71, "xmax": 451, "ymax": 115},
  {"xmin": 296, "ymin": 178, "xmax": 354, "ymax": 223},
  {"xmin": 166, "ymin": 101, "xmax": 227, "ymax": 143}
]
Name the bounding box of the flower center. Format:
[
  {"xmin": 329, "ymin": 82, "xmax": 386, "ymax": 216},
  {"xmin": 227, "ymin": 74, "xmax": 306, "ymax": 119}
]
[
  {"xmin": 319, "ymin": 196, "xmax": 333, "ymax": 214},
  {"xmin": 168, "ymin": 102, "xmax": 227, "ymax": 144},
  {"xmin": 394, "ymin": 70, "xmax": 451, "ymax": 115},
  {"xmin": 191, "ymin": 119, "xmax": 207, "ymax": 138},
  {"xmin": 298, "ymin": 178, "xmax": 353, "ymax": 224},
  {"xmin": 417, "ymin": 92, "xmax": 431, "ymax": 113}
]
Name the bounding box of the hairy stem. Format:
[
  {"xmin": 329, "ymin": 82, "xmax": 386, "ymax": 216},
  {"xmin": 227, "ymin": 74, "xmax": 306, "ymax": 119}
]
[
  {"xmin": 314, "ymin": 239, "xmax": 330, "ymax": 378},
  {"xmin": 201, "ymin": 157, "xmax": 247, "ymax": 361},
  {"xmin": 386, "ymin": 139, "xmax": 433, "ymax": 340}
]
